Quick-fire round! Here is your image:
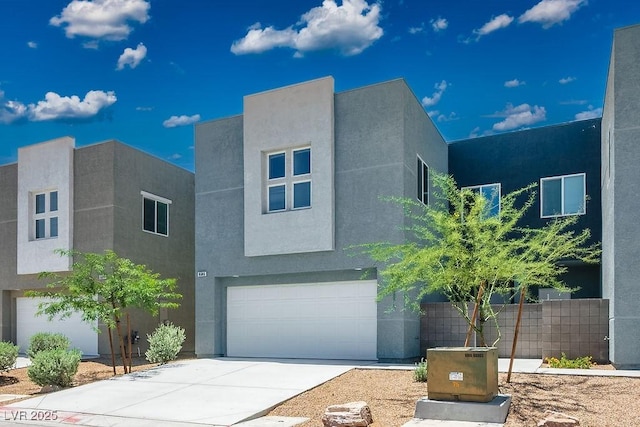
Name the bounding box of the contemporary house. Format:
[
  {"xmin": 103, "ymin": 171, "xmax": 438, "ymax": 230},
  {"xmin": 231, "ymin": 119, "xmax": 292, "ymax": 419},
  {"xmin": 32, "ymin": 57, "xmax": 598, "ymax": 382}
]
[
  {"xmin": 194, "ymin": 23, "xmax": 640, "ymax": 367},
  {"xmin": 195, "ymin": 77, "xmax": 447, "ymax": 361},
  {"xmin": 0, "ymin": 137, "xmax": 195, "ymax": 356}
]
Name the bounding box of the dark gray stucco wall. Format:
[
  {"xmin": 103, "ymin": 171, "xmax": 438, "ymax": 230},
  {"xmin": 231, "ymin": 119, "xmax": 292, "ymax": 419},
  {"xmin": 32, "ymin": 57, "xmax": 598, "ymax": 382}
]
[
  {"xmin": 601, "ymin": 24, "xmax": 640, "ymax": 368},
  {"xmin": 449, "ymin": 119, "xmax": 602, "ymax": 298},
  {"xmin": 0, "ymin": 164, "xmax": 18, "ymax": 341},
  {"xmin": 195, "ymin": 79, "xmax": 448, "ymax": 360},
  {"xmin": 111, "ymin": 142, "xmax": 195, "ymax": 353}
]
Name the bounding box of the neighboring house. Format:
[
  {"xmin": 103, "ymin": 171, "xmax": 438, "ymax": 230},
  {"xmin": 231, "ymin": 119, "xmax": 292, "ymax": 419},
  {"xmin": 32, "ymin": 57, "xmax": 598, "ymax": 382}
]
[
  {"xmin": 601, "ymin": 23, "xmax": 640, "ymax": 369},
  {"xmin": 449, "ymin": 118, "xmax": 602, "ymax": 300},
  {"xmin": 0, "ymin": 137, "xmax": 195, "ymax": 356},
  {"xmin": 195, "ymin": 77, "xmax": 448, "ymax": 361}
]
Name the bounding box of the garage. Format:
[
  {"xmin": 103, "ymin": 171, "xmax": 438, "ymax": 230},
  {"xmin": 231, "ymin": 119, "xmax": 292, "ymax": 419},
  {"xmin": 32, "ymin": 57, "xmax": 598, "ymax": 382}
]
[
  {"xmin": 227, "ymin": 281, "xmax": 377, "ymax": 360},
  {"xmin": 16, "ymin": 297, "xmax": 98, "ymax": 357}
]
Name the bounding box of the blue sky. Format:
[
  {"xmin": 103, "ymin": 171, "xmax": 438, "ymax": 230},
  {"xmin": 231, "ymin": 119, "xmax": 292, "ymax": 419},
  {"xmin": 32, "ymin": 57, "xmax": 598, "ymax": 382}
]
[{"xmin": 1, "ymin": 0, "xmax": 638, "ymax": 170}]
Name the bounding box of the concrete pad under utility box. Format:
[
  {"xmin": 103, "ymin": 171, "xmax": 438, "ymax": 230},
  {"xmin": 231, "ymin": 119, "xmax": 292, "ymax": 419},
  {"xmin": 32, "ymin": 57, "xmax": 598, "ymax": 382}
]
[{"xmin": 414, "ymin": 394, "xmax": 511, "ymax": 424}]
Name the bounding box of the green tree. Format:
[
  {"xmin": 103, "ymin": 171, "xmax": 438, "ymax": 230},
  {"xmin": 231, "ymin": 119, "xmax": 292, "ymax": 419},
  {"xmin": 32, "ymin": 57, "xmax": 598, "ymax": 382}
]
[
  {"xmin": 359, "ymin": 174, "xmax": 600, "ymax": 346},
  {"xmin": 27, "ymin": 250, "xmax": 182, "ymax": 374}
]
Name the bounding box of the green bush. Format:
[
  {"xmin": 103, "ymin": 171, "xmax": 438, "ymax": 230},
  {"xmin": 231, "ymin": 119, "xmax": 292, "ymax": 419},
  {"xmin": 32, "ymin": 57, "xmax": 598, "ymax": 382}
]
[
  {"xmin": 27, "ymin": 348, "xmax": 81, "ymax": 387},
  {"xmin": 545, "ymin": 352, "xmax": 594, "ymax": 369},
  {"xmin": 413, "ymin": 358, "xmax": 428, "ymax": 382},
  {"xmin": 0, "ymin": 342, "xmax": 18, "ymax": 372},
  {"xmin": 145, "ymin": 322, "xmax": 186, "ymax": 365},
  {"xmin": 28, "ymin": 333, "xmax": 71, "ymax": 359}
]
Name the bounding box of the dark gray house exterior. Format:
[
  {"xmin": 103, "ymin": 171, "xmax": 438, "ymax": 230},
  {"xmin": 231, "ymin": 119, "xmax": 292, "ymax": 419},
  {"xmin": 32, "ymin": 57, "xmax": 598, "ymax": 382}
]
[
  {"xmin": 195, "ymin": 77, "xmax": 447, "ymax": 361},
  {"xmin": 0, "ymin": 137, "xmax": 195, "ymax": 356},
  {"xmin": 449, "ymin": 119, "xmax": 602, "ymax": 299}
]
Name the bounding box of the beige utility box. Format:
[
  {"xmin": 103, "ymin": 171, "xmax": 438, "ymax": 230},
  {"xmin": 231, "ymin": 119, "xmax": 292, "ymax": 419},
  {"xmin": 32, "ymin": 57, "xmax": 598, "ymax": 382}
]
[{"xmin": 426, "ymin": 347, "xmax": 498, "ymax": 403}]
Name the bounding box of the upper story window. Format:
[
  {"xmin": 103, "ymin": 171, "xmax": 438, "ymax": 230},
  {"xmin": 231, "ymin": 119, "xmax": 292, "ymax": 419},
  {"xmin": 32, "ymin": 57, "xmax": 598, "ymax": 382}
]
[
  {"xmin": 33, "ymin": 190, "xmax": 58, "ymax": 240},
  {"xmin": 417, "ymin": 156, "xmax": 429, "ymax": 205},
  {"xmin": 463, "ymin": 183, "xmax": 501, "ymax": 218},
  {"xmin": 266, "ymin": 147, "xmax": 311, "ymax": 213},
  {"xmin": 540, "ymin": 173, "xmax": 586, "ymax": 218},
  {"xmin": 142, "ymin": 191, "xmax": 171, "ymax": 236}
]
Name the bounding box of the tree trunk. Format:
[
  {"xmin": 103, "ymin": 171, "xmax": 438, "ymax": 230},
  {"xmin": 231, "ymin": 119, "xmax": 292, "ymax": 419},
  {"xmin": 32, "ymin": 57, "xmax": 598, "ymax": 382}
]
[
  {"xmin": 113, "ymin": 313, "xmax": 130, "ymax": 374},
  {"xmin": 107, "ymin": 327, "xmax": 116, "ymax": 376}
]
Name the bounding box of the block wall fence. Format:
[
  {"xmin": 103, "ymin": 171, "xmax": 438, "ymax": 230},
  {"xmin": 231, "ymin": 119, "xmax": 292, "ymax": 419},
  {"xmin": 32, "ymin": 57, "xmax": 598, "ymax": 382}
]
[{"xmin": 420, "ymin": 299, "xmax": 609, "ymax": 363}]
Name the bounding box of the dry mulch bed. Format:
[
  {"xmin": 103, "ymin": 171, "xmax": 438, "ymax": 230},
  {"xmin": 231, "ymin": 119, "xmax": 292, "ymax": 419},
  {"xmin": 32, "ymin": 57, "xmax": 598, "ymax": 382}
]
[{"xmin": 269, "ymin": 368, "xmax": 640, "ymax": 427}]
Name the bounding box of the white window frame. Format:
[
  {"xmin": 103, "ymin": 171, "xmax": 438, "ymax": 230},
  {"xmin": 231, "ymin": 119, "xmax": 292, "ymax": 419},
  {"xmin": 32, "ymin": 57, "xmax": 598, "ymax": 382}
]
[
  {"xmin": 265, "ymin": 146, "xmax": 312, "ymax": 213},
  {"xmin": 540, "ymin": 173, "xmax": 586, "ymax": 218},
  {"xmin": 462, "ymin": 183, "xmax": 501, "ymax": 217},
  {"xmin": 32, "ymin": 189, "xmax": 58, "ymax": 240},
  {"xmin": 417, "ymin": 155, "xmax": 429, "ymax": 205},
  {"xmin": 141, "ymin": 191, "xmax": 172, "ymax": 237}
]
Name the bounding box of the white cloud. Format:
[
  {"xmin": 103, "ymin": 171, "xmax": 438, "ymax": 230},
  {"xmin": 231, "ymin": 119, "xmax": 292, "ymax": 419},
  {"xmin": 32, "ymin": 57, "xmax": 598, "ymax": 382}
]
[
  {"xmin": 504, "ymin": 79, "xmax": 526, "ymax": 88},
  {"xmin": 163, "ymin": 114, "xmax": 200, "ymax": 128},
  {"xmin": 169, "ymin": 153, "xmax": 182, "ymax": 160},
  {"xmin": 559, "ymin": 76, "xmax": 576, "ymax": 84},
  {"xmin": 136, "ymin": 106, "xmax": 153, "ymax": 111},
  {"xmin": 408, "ymin": 24, "xmax": 425, "ymax": 34},
  {"xmin": 437, "ymin": 112, "xmax": 457, "ymax": 122},
  {"xmin": 50, "ymin": 0, "xmax": 150, "ymax": 41},
  {"xmin": 519, "ymin": 0, "xmax": 587, "ymax": 29},
  {"xmin": 421, "ymin": 80, "xmax": 448, "ymax": 107},
  {"xmin": 27, "ymin": 41, "xmax": 38, "ymax": 49},
  {"xmin": 116, "ymin": 43, "xmax": 147, "ymax": 70},
  {"xmin": 230, "ymin": 0, "xmax": 383, "ymax": 57},
  {"xmin": 473, "ymin": 14, "xmax": 514, "ymax": 38},
  {"xmin": 431, "ymin": 17, "xmax": 448, "ymax": 32},
  {"xmin": 29, "ymin": 90, "xmax": 117, "ymax": 121},
  {"xmin": 492, "ymin": 103, "xmax": 546, "ymax": 131},
  {"xmin": 575, "ymin": 106, "xmax": 603, "ymax": 120},
  {"xmin": 0, "ymin": 89, "xmax": 116, "ymax": 123}
]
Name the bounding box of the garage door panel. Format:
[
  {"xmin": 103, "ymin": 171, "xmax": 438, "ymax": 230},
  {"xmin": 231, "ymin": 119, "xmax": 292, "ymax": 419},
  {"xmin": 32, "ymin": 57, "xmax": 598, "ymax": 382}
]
[
  {"xmin": 16, "ymin": 297, "xmax": 98, "ymax": 356},
  {"xmin": 227, "ymin": 281, "xmax": 377, "ymax": 360}
]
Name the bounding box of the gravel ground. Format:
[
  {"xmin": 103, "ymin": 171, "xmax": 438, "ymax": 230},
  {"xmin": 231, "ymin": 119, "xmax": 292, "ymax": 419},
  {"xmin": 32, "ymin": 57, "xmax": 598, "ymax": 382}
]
[{"xmin": 269, "ymin": 368, "xmax": 640, "ymax": 427}]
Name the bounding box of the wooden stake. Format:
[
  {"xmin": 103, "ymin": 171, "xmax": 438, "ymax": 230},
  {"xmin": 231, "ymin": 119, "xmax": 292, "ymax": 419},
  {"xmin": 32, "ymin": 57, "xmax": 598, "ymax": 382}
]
[
  {"xmin": 107, "ymin": 327, "xmax": 116, "ymax": 376},
  {"xmin": 507, "ymin": 286, "xmax": 526, "ymax": 383},
  {"xmin": 127, "ymin": 313, "xmax": 132, "ymax": 374},
  {"xmin": 465, "ymin": 281, "xmax": 485, "ymax": 346}
]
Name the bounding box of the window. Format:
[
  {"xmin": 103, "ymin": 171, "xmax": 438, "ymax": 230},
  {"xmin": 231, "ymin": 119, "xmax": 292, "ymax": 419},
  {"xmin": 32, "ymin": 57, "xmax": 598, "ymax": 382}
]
[
  {"xmin": 540, "ymin": 173, "xmax": 586, "ymax": 218},
  {"xmin": 32, "ymin": 190, "xmax": 58, "ymax": 240},
  {"xmin": 266, "ymin": 147, "xmax": 311, "ymax": 212},
  {"xmin": 417, "ymin": 156, "xmax": 429, "ymax": 205},
  {"xmin": 142, "ymin": 191, "xmax": 171, "ymax": 236},
  {"xmin": 463, "ymin": 183, "xmax": 501, "ymax": 218}
]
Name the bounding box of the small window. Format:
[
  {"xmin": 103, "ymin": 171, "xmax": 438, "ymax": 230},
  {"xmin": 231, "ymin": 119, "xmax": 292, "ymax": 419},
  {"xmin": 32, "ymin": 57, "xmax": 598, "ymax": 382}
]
[
  {"xmin": 417, "ymin": 156, "xmax": 429, "ymax": 205},
  {"xmin": 463, "ymin": 183, "xmax": 501, "ymax": 218},
  {"xmin": 265, "ymin": 147, "xmax": 312, "ymax": 213},
  {"xmin": 268, "ymin": 152, "xmax": 286, "ymax": 179},
  {"xmin": 32, "ymin": 190, "xmax": 58, "ymax": 240},
  {"xmin": 541, "ymin": 174, "xmax": 586, "ymax": 218},
  {"xmin": 142, "ymin": 191, "xmax": 172, "ymax": 236}
]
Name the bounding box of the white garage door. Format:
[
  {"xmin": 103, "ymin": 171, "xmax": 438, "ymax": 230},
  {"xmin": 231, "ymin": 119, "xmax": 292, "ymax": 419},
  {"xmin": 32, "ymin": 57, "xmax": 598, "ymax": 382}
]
[
  {"xmin": 227, "ymin": 281, "xmax": 377, "ymax": 360},
  {"xmin": 16, "ymin": 297, "xmax": 98, "ymax": 357}
]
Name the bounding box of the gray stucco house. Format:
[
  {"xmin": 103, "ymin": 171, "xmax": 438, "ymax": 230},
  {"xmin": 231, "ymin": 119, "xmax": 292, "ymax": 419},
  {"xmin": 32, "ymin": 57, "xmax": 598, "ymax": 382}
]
[
  {"xmin": 0, "ymin": 137, "xmax": 195, "ymax": 356},
  {"xmin": 194, "ymin": 23, "xmax": 640, "ymax": 367},
  {"xmin": 195, "ymin": 77, "xmax": 447, "ymax": 361}
]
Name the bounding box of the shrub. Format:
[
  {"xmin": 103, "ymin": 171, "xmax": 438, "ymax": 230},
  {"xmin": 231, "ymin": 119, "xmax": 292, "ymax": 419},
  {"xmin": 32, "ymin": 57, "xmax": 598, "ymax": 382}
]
[
  {"xmin": 413, "ymin": 358, "xmax": 428, "ymax": 382},
  {"xmin": 145, "ymin": 322, "xmax": 186, "ymax": 365},
  {"xmin": 28, "ymin": 333, "xmax": 71, "ymax": 359},
  {"xmin": 545, "ymin": 353, "xmax": 594, "ymax": 369},
  {"xmin": 0, "ymin": 342, "xmax": 18, "ymax": 372},
  {"xmin": 27, "ymin": 348, "xmax": 81, "ymax": 387}
]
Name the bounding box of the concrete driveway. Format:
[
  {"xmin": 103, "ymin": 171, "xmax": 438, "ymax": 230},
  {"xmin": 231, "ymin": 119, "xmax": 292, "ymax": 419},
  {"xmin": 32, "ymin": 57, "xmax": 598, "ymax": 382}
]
[{"xmin": 0, "ymin": 358, "xmax": 356, "ymax": 426}]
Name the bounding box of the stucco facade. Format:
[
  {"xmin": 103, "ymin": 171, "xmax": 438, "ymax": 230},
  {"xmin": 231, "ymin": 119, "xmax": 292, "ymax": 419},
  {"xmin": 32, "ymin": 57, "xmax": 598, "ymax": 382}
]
[
  {"xmin": 195, "ymin": 77, "xmax": 448, "ymax": 361},
  {"xmin": 601, "ymin": 23, "xmax": 640, "ymax": 369},
  {"xmin": 0, "ymin": 138, "xmax": 195, "ymax": 356}
]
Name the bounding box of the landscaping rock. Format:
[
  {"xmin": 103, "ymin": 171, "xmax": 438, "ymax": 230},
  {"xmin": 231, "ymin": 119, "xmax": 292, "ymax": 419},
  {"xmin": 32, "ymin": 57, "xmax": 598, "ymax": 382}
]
[
  {"xmin": 322, "ymin": 401, "xmax": 373, "ymax": 427},
  {"xmin": 537, "ymin": 410, "xmax": 580, "ymax": 426}
]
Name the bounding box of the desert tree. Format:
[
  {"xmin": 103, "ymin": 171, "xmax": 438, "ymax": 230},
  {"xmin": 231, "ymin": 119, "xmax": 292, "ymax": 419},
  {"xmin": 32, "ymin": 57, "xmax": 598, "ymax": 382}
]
[
  {"xmin": 27, "ymin": 249, "xmax": 182, "ymax": 374},
  {"xmin": 359, "ymin": 173, "xmax": 600, "ymax": 347}
]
